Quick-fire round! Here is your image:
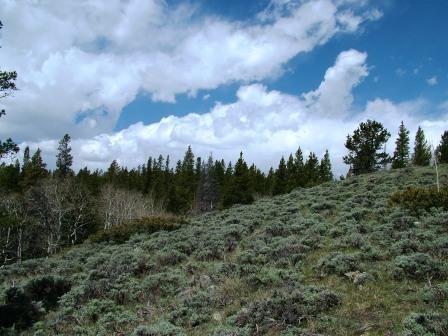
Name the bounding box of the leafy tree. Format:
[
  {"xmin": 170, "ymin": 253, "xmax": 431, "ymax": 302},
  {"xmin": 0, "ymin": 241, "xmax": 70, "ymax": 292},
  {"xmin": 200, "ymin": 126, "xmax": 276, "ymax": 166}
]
[
  {"xmin": 412, "ymin": 126, "xmax": 432, "ymax": 166},
  {"xmin": 55, "ymin": 134, "xmax": 73, "ymax": 177},
  {"xmin": 436, "ymin": 130, "xmax": 448, "ymax": 164},
  {"xmin": 391, "ymin": 121, "xmax": 410, "ymax": 169},
  {"xmin": 273, "ymin": 157, "xmax": 289, "ymax": 195},
  {"xmin": 343, "ymin": 119, "xmax": 391, "ymax": 175},
  {"xmin": 319, "ymin": 149, "xmax": 333, "ymax": 182}
]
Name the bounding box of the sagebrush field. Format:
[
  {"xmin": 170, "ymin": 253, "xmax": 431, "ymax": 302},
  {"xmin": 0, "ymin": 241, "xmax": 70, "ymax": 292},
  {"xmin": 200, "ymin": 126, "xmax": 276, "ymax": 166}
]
[{"xmin": 1, "ymin": 165, "xmax": 447, "ymax": 335}]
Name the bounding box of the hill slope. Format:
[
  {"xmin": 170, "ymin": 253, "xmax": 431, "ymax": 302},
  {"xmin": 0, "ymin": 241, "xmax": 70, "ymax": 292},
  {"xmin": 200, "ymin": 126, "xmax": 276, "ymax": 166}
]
[{"xmin": 1, "ymin": 166, "xmax": 448, "ymax": 335}]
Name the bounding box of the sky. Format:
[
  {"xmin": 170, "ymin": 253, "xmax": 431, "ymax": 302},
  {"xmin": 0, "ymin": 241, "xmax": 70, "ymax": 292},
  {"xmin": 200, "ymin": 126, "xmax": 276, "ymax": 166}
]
[{"xmin": 1, "ymin": 0, "xmax": 448, "ymax": 175}]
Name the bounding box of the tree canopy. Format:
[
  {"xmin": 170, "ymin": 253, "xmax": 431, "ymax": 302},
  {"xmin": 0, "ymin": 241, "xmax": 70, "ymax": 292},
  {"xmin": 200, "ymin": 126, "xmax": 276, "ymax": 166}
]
[{"xmin": 343, "ymin": 119, "xmax": 391, "ymax": 175}]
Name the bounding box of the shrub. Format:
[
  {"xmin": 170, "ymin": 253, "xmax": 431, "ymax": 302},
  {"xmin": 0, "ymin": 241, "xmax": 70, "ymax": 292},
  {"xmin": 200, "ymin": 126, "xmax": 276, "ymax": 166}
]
[
  {"xmin": 132, "ymin": 321, "xmax": 186, "ymax": 336},
  {"xmin": 234, "ymin": 287, "xmax": 340, "ymax": 332},
  {"xmin": 402, "ymin": 312, "xmax": 448, "ymax": 335},
  {"xmin": 24, "ymin": 276, "xmax": 71, "ymax": 310},
  {"xmin": 391, "ymin": 253, "xmax": 443, "ymax": 280},
  {"xmin": 316, "ymin": 252, "xmax": 361, "ymax": 277},
  {"xmin": 0, "ymin": 287, "xmax": 40, "ymax": 330},
  {"xmin": 90, "ymin": 215, "xmax": 186, "ymax": 243},
  {"xmin": 418, "ymin": 283, "xmax": 448, "ymax": 304},
  {"xmin": 390, "ymin": 186, "xmax": 448, "ymax": 213}
]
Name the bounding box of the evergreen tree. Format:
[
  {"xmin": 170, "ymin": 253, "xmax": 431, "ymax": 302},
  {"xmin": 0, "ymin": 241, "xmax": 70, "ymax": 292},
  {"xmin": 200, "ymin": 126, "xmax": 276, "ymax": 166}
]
[
  {"xmin": 265, "ymin": 167, "xmax": 275, "ymax": 195},
  {"xmin": 221, "ymin": 152, "xmax": 253, "ymax": 208},
  {"xmin": 343, "ymin": 120, "xmax": 391, "ymax": 175},
  {"xmin": 21, "ymin": 149, "xmax": 47, "ymax": 189},
  {"xmin": 106, "ymin": 160, "xmax": 120, "ymax": 183},
  {"xmin": 294, "ymin": 147, "xmax": 305, "ymax": 187},
  {"xmin": 436, "ymin": 130, "xmax": 448, "ymax": 164},
  {"xmin": 412, "ymin": 126, "xmax": 432, "ymax": 166},
  {"xmin": 319, "ymin": 149, "xmax": 333, "ymax": 182},
  {"xmin": 273, "ymin": 156, "xmax": 288, "ymax": 195},
  {"xmin": 55, "ymin": 134, "xmax": 73, "ymax": 177},
  {"xmin": 391, "ymin": 121, "xmax": 410, "ymax": 169},
  {"xmin": 195, "ymin": 154, "xmax": 220, "ymax": 212},
  {"xmin": 304, "ymin": 152, "xmax": 320, "ymax": 186},
  {"xmin": 23, "ymin": 146, "xmax": 30, "ymax": 167},
  {"xmin": 286, "ymin": 154, "xmax": 296, "ymax": 191}
]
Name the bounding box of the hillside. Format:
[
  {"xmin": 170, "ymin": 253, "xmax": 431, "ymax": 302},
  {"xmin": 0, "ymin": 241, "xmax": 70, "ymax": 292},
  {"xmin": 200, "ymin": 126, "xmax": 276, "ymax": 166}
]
[{"xmin": 1, "ymin": 165, "xmax": 448, "ymax": 336}]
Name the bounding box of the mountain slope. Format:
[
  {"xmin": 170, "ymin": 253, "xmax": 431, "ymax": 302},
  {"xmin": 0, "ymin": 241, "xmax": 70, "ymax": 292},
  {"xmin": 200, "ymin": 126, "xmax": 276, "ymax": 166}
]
[{"xmin": 1, "ymin": 165, "xmax": 448, "ymax": 335}]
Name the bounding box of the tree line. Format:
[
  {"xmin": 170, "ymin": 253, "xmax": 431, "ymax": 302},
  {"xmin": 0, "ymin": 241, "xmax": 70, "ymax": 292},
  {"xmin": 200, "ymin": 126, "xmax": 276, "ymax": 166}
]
[
  {"xmin": 0, "ymin": 132, "xmax": 334, "ymax": 265},
  {"xmin": 343, "ymin": 119, "xmax": 448, "ymax": 175}
]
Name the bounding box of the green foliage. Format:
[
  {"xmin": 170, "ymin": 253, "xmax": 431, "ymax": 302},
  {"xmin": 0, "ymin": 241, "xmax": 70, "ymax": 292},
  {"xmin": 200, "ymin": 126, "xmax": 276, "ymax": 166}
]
[
  {"xmin": 133, "ymin": 321, "xmax": 186, "ymax": 336},
  {"xmin": 0, "ymin": 287, "xmax": 40, "ymax": 331},
  {"xmin": 391, "ymin": 253, "xmax": 443, "ymax": 280},
  {"xmin": 55, "ymin": 133, "xmax": 74, "ymax": 178},
  {"xmin": 90, "ymin": 215, "xmax": 186, "ymax": 243},
  {"xmin": 412, "ymin": 126, "xmax": 432, "ymax": 166},
  {"xmin": 0, "ymin": 165, "xmax": 447, "ymax": 335},
  {"xmin": 418, "ymin": 283, "xmax": 448, "ymax": 304},
  {"xmin": 24, "ymin": 276, "xmax": 71, "ymax": 310},
  {"xmin": 392, "ymin": 121, "xmax": 411, "ymax": 169},
  {"xmin": 389, "ymin": 186, "xmax": 448, "ymax": 212},
  {"xmin": 316, "ymin": 252, "xmax": 361, "ymax": 276},
  {"xmin": 436, "ymin": 131, "xmax": 448, "ymax": 164},
  {"xmin": 402, "ymin": 312, "xmax": 448, "ymax": 336},
  {"xmin": 234, "ymin": 287, "xmax": 340, "ymax": 332},
  {"xmin": 343, "ymin": 119, "xmax": 391, "ymax": 175}
]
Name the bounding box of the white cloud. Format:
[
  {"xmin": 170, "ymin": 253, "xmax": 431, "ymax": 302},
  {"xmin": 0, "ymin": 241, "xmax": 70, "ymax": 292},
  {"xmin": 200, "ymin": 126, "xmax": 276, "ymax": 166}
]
[
  {"xmin": 22, "ymin": 48, "xmax": 448, "ymax": 176},
  {"xmin": 427, "ymin": 76, "xmax": 438, "ymax": 86},
  {"xmin": 0, "ymin": 0, "xmax": 380, "ymax": 142}
]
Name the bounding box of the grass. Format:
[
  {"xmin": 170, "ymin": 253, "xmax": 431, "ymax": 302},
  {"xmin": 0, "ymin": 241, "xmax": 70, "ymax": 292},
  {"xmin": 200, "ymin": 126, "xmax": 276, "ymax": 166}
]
[{"xmin": 1, "ymin": 165, "xmax": 448, "ymax": 335}]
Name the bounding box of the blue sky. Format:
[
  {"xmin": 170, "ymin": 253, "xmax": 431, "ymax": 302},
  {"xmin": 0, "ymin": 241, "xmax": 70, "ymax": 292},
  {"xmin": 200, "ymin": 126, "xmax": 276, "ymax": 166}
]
[
  {"xmin": 1, "ymin": 0, "xmax": 448, "ymax": 174},
  {"xmin": 116, "ymin": 0, "xmax": 448, "ymax": 130}
]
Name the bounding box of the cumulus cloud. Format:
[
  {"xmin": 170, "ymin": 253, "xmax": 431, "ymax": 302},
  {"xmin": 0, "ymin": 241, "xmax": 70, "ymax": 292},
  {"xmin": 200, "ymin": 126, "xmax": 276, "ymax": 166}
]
[
  {"xmin": 1, "ymin": 0, "xmax": 380, "ymax": 141},
  {"xmin": 22, "ymin": 49, "xmax": 448, "ymax": 176}
]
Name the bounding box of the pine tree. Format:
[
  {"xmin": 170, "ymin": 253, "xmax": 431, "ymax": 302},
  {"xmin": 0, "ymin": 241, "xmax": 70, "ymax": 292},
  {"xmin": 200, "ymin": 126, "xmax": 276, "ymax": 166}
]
[
  {"xmin": 304, "ymin": 152, "xmax": 320, "ymax": 186},
  {"xmin": 21, "ymin": 149, "xmax": 47, "ymax": 189},
  {"xmin": 343, "ymin": 120, "xmax": 391, "ymax": 175},
  {"xmin": 106, "ymin": 160, "xmax": 120, "ymax": 183},
  {"xmin": 294, "ymin": 147, "xmax": 305, "ymax": 187},
  {"xmin": 436, "ymin": 130, "xmax": 448, "ymax": 164},
  {"xmin": 23, "ymin": 146, "xmax": 30, "ymax": 167},
  {"xmin": 265, "ymin": 167, "xmax": 275, "ymax": 195},
  {"xmin": 286, "ymin": 154, "xmax": 296, "ymax": 191},
  {"xmin": 319, "ymin": 149, "xmax": 333, "ymax": 182},
  {"xmin": 55, "ymin": 134, "xmax": 73, "ymax": 177},
  {"xmin": 221, "ymin": 152, "xmax": 253, "ymax": 208},
  {"xmin": 273, "ymin": 156, "xmax": 288, "ymax": 195},
  {"xmin": 412, "ymin": 126, "xmax": 432, "ymax": 166},
  {"xmin": 391, "ymin": 121, "xmax": 410, "ymax": 169}
]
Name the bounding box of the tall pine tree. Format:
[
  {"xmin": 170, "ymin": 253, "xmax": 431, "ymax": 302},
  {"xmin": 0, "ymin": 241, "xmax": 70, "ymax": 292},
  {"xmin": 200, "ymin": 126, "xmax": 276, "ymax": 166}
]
[
  {"xmin": 391, "ymin": 121, "xmax": 410, "ymax": 169},
  {"xmin": 304, "ymin": 152, "xmax": 320, "ymax": 186},
  {"xmin": 319, "ymin": 149, "xmax": 333, "ymax": 182},
  {"xmin": 55, "ymin": 133, "xmax": 73, "ymax": 177},
  {"xmin": 412, "ymin": 126, "xmax": 432, "ymax": 166}
]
